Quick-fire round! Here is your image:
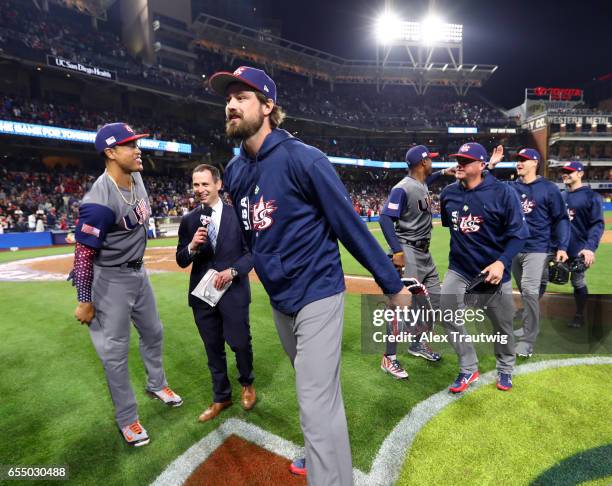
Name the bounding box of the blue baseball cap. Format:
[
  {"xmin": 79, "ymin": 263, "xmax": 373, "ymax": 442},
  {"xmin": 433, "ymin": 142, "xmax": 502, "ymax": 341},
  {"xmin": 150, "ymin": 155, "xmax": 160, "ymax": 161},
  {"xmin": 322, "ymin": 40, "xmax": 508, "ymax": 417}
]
[
  {"xmin": 95, "ymin": 123, "xmax": 148, "ymax": 154},
  {"xmin": 405, "ymin": 145, "xmax": 439, "ymax": 166},
  {"xmin": 449, "ymin": 142, "xmax": 488, "ymax": 163},
  {"xmin": 209, "ymin": 66, "xmax": 277, "ymax": 103},
  {"xmin": 561, "ymin": 161, "xmax": 584, "ymax": 172},
  {"xmin": 516, "ymin": 148, "xmax": 541, "ymax": 162}
]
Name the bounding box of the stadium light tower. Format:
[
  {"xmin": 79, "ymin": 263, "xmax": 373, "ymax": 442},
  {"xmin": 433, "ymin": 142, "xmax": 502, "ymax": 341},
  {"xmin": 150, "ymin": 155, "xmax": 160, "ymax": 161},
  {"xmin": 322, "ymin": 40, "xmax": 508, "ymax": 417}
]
[{"xmin": 374, "ymin": 2, "xmax": 469, "ymax": 95}]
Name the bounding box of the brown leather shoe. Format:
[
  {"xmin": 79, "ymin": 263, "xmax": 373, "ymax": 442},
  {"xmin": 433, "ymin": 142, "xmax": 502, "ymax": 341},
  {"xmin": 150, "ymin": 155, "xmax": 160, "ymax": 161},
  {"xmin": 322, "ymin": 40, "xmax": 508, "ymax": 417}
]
[
  {"xmin": 241, "ymin": 385, "xmax": 256, "ymax": 411},
  {"xmin": 197, "ymin": 400, "xmax": 232, "ymax": 422}
]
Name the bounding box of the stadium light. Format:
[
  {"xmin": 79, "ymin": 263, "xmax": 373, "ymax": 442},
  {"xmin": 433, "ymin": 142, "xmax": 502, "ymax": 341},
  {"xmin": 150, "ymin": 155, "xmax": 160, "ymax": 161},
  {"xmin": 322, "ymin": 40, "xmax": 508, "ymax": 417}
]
[
  {"xmin": 374, "ymin": 12, "xmax": 463, "ymax": 45},
  {"xmin": 375, "ymin": 11, "xmax": 401, "ymax": 44}
]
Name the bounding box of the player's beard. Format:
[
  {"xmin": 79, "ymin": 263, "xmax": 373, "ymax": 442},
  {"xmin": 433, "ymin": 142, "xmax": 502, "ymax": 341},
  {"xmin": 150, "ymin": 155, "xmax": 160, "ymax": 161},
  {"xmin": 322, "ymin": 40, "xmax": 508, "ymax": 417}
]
[{"xmin": 225, "ymin": 112, "xmax": 265, "ymax": 140}]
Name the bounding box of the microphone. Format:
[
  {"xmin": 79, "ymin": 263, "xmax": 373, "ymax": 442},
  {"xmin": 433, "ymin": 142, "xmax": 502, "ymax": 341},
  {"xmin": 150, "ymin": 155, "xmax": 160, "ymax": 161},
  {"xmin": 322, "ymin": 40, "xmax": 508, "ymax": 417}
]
[{"xmin": 199, "ymin": 205, "xmax": 212, "ymax": 228}]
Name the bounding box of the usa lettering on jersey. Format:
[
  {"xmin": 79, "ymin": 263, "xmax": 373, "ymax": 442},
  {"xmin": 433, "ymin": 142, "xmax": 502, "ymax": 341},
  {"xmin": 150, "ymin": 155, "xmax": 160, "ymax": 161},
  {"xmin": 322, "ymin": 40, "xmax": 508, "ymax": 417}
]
[{"xmin": 240, "ymin": 196, "xmax": 252, "ymax": 231}]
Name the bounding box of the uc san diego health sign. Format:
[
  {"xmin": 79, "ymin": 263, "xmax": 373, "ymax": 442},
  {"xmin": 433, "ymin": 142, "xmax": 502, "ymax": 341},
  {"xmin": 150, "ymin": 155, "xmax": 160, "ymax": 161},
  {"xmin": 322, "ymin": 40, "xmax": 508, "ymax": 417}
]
[{"xmin": 46, "ymin": 55, "xmax": 117, "ymax": 81}]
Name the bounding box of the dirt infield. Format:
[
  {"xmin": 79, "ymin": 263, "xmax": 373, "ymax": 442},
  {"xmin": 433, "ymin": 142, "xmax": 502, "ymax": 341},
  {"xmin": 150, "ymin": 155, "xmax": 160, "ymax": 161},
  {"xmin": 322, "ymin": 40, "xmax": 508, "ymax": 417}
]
[
  {"xmin": 602, "ymin": 230, "xmax": 612, "ymax": 244},
  {"xmin": 24, "ymin": 248, "xmax": 383, "ymax": 294},
  {"xmin": 184, "ymin": 435, "xmax": 306, "ymax": 486}
]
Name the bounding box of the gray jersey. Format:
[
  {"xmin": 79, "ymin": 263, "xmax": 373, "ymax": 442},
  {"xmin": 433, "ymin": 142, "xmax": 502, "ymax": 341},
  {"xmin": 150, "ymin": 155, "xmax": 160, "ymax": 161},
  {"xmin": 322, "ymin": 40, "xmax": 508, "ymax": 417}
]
[
  {"xmin": 392, "ymin": 176, "xmax": 433, "ymax": 242},
  {"xmin": 76, "ymin": 171, "xmax": 150, "ymax": 266}
]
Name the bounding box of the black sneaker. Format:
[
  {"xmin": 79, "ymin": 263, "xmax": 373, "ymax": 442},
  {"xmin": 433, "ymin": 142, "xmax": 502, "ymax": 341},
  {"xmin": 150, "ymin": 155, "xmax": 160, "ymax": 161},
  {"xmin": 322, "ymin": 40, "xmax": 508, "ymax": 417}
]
[{"xmin": 568, "ymin": 314, "xmax": 584, "ymax": 328}]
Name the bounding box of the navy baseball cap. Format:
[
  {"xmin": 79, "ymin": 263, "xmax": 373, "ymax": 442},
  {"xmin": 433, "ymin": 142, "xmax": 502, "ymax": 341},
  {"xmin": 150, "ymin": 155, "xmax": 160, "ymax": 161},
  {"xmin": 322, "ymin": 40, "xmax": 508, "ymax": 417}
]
[
  {"xmin": 405, "ymin": 145, "xmax": 439, "ymax": 166},
  {"xmin": 561, "ymin": 161, "xmax": 584, "ymax": 172},
  {"xmin": 449, "ymin": 142, "xmax": 488, "ymax": 163},
  {"xmin": 95, "ymin": 123, "xmax": 148, "ymax": 154},
  {"xmin": 209, "ymin": 66, "xmax": 277, "ymax": 102},
  {"xmin": 516, "ymin": 148, "xmax": 541, "ymax": 162}
]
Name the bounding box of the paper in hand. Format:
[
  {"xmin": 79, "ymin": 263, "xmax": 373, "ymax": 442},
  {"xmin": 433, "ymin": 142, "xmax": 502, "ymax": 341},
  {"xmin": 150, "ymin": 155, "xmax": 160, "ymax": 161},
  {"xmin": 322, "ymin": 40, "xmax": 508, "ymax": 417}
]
[{"xmin": 191, "ymin": 269, "xmax": 231, "ymax": 307}]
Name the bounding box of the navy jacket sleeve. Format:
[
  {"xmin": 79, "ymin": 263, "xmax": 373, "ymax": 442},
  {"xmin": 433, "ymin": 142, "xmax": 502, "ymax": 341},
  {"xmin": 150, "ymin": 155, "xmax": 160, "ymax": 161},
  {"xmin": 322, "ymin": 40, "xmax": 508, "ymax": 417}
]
[
  {"xmin": 310, "ymin": 157, "xmax": 403, "ymax": 295},
  {"xmin": 425, "ymin": 170, "xmax": 445, "ymax": 186},
  {"xmin": 176, "ymin": 215, "xmax": 194, "ymax": 269},
  {"xmin": 586, "ymin": 194, "xmax": 605, "ymax": 251},
  {"xmin": 379, "ymin": 214, "xmax": 402, "ymax": 254},
  {"xmin": 232, "ymin": 230, "xmax": 254, "ymax": 276},
  {"xmin": 440, "ymin": 192, "xmax": 451, "ymax": 227},
  {"xmin": 549, "ymin": 187, "xmax": 570, "ymax": 252},
  {"xmin": 75, "ymin": 203, "xmax": 115, "ymax": 249}
]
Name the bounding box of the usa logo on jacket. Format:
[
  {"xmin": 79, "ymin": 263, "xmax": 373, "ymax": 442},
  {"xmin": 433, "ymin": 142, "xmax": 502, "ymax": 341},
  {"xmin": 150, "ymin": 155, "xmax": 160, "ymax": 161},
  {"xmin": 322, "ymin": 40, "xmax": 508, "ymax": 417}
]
[
  {"xmin": 251, "ymin": 195, "xmax": 277, "ymax": 230},
  {"xmin": 459, "ymin": 214, "xmax": 484, "ymax": 233}
]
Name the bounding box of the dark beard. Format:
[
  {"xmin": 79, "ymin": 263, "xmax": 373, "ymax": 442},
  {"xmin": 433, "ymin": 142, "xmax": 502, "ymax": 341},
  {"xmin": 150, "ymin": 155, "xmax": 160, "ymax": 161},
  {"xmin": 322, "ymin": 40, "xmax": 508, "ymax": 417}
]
[{"xmin": 225, "ymin": 114, "xmax": 264, "ymax": 139}]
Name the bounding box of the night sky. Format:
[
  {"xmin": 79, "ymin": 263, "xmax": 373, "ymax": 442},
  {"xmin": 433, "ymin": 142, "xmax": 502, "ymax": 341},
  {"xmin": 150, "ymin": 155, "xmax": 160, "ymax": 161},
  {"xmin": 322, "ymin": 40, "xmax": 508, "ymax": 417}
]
[{"xmin": 204, "ymin": 0, "xmax": 612, "ymax": 108}]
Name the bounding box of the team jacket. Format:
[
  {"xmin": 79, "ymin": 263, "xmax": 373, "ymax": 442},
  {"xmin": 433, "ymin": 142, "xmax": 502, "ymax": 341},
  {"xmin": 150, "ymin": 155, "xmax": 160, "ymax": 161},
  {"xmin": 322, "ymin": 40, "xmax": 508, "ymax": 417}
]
[
  {"xmin": 440, "ymin": 172, "xmax": 530, "ymax": 283},
  {"xmin": 562, "ymin": 186, "xmax": 605, "ymax": 257},
  {"xmin": 223, "ymin": 128, "xmax": 403, "ymax": 314},
  {"xmin": 504, "ymin": 176, "xmax": 570, "ymax": 253}
]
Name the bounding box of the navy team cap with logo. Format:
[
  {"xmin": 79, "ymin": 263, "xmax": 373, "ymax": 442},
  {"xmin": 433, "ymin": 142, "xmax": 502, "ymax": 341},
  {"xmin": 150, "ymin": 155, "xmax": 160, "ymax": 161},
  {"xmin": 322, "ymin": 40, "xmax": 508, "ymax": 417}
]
[
  {"xmin": 209, "ymin": 66, "xmax": 277, "ymax": 102},
  {"xmin": 449, "ymin": 142, "xmax": 488, "ymax": 164},
  {"xmin": 95, "ymin": 123, "xmax": 149, "ymax": 154},
  {"xmin": 516, "ymin": 148, "xmax": 541, "ymax": 162},
  {"xmin": 405, "ymin": 145, "xmax": 439, "ymax": 166},
  {"xmin": 561, "ymin": 161, "xmax": 584, "ymax": 172}
]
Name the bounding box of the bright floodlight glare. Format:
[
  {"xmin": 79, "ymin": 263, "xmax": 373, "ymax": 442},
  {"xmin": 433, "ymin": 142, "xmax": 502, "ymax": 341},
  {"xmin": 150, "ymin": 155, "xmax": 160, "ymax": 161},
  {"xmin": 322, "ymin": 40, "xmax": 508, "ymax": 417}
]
[
  {"xmin": 375, "ymin": 11, "xmax": 401, "ymax": 44},
  {"xmin": 375, "ymin": 13, "xmax": 462, "ymax": 45},
  {"xmin": 421, "ymin": 15, "xmax": 444, "ymax": 45}
]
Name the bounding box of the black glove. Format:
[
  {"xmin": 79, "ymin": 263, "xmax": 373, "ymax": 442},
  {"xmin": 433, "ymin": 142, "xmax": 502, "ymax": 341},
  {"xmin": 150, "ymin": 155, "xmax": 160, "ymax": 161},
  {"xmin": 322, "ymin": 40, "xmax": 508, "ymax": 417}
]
[
  {"xmin": 569, "ymin": 255, "xmax": 587, "ymax": 273},
  {"xmin": 464, "ymin": 272, "xmax": 500, "ymax": 308},
  {"xmin": 548, "ymin": 260, "xmax": 570, "ymax": 285}
]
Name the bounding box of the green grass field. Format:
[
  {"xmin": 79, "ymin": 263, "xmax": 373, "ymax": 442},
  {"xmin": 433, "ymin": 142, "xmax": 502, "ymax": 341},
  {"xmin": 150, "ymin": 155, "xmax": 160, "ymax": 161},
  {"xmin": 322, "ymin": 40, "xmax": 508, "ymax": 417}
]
[{"xmin": 0, "ymin": 217, "xmax": 610, "ymax": 485}]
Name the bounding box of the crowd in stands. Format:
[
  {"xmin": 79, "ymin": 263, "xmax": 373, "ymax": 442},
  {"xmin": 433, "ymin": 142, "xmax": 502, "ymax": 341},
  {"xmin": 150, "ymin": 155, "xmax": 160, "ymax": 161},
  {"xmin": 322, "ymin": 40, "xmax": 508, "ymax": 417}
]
[
  {"xmin": 0, "ymin": 0, "xmax": 518, "ymax": 131},
  {"xmin": 3, "ymin": 159, "xmax": 611, "ymax": 235}
]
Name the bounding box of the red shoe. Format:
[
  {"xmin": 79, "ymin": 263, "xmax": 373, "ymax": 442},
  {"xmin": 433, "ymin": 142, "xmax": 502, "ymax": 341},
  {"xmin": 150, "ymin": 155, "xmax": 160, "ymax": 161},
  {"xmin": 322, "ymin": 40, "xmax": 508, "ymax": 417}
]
[
  {"xmin": 290, "ymin": 458, "xmax": 306, "ymax": 476},
  {"xmin": 448, "ymin": 371, "xmax": 480, "ymax": 393}
]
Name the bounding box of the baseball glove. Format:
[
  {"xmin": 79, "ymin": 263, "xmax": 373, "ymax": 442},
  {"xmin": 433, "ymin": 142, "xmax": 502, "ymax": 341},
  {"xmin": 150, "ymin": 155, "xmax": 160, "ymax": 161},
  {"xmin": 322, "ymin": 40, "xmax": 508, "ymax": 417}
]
[
  {"xmin": 464, "ymin": 272, "xmax": 500, "ymax": 308},
  {"xmin": 401, "ymin": 277, "xmax": 429, "ymax": 297},
  {"xmin": 548, "ymin": 260, "xmax": 570, "ymax": 285},
  {"xmin": 569, "ymin": 255, "xmax": 587, "ymax": 273}
]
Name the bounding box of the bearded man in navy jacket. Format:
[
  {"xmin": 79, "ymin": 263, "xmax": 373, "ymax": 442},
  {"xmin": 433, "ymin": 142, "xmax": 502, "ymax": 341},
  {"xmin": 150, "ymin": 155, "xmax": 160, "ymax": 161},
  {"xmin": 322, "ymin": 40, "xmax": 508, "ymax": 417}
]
[{"xmin": 208, "ymin": 66, "xmax": 412, "ymax": 485}]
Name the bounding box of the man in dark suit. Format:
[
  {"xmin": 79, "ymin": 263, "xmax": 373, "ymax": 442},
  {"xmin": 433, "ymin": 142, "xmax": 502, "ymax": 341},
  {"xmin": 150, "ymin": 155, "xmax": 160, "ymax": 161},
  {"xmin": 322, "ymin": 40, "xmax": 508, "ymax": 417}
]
[{"xmin": 176, "ymin": 164, "xmax": 256, "ymax": 422}]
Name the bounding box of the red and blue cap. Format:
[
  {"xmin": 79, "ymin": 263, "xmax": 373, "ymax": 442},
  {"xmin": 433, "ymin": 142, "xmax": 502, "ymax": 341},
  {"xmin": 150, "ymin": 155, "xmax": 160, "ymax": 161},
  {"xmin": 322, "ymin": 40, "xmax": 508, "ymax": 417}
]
[
  {"xmin": 516, "ymin": 148, "xmax": 541, "ymax": 162},
  {"xmin": 405, "ymin": 145, "xmax": 439, "ymax": 166},
  {"xmin": 449, "ymin": 142, "xmax": 488, "ymax": 163},
  {"xmin": 561, "ymin": 161, "xmax": 584, "ymax": 172},
  {"xmin": 94, "ymin": 123, "xmax": 148, "ymax": 154},
  {"xmin": 209, "ymin": 66, "xmax": 277, "ymax": 102}
]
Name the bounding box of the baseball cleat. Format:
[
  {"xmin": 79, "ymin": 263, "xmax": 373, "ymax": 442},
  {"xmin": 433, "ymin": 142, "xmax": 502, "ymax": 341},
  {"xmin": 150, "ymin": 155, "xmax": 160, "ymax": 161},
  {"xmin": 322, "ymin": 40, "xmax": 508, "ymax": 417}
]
[
  {"xmin": 381, "ymin": 355, "xmax": 409, "ymax": 379},
  {"xmin": 408, "ymin": 341, "xmax": 441, "ymax": 362},
  {"xmin": 448, "ymin": 371, "xmax": 479, "ymax": 393},
  {"xmin": 568, "ymin": 314, "xmax": 584, "ymax": 328},
  {"xmin": 496, "ymin": 372, "xmax": 513, "ymax": 391},
  {"xmin": 148, "ymin": 386, "xmax": 183, "ymax": 407},
  {"xmin": 290, "ymin": 458, "xmax": 306, "ymax": 476},
  {"xmin": 120, "ymin": 420, "xmax": 150, "ymax": 447}
]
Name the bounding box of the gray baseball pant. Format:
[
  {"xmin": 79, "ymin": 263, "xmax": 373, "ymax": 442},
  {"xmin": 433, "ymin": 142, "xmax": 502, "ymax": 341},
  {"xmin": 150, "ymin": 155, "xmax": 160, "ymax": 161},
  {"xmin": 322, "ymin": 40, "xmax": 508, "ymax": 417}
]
[
  {"xmin": 440, "ymin": 270, "xmax": 516, "ymax": 374},
  {"xmin": 512, "ymin": 252, "xmax": 549, "ymax": 352},
  {"xmin": 385, "ymin": 244, "xmax": 441, "ymax": 355},
  {"xmin": 272, "ymin": 292, "xmax": 352, "ymax": 486},
  {"xmin": 89, "ymin": 265, "xmax": 168, "ymax": 428}
]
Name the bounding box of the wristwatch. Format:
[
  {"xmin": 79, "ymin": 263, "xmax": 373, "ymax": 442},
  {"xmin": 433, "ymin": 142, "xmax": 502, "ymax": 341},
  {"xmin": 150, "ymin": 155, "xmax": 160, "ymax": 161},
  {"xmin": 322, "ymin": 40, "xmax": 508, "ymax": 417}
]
[{"xmin": 230, "ymin": 267, "xmax": 238, "ymax": 278}]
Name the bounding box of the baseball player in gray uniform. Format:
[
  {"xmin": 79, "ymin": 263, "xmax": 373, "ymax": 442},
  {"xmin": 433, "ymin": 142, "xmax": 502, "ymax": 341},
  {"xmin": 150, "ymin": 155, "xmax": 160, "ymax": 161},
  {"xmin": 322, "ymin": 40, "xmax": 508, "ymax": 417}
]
[
  {"xmin": 378, "ymin": 145, "xmax": 452, "ymax": 377},
  {"xmin": 72, "ymin": 123, "xmax": 182, "ymax": 447}
]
